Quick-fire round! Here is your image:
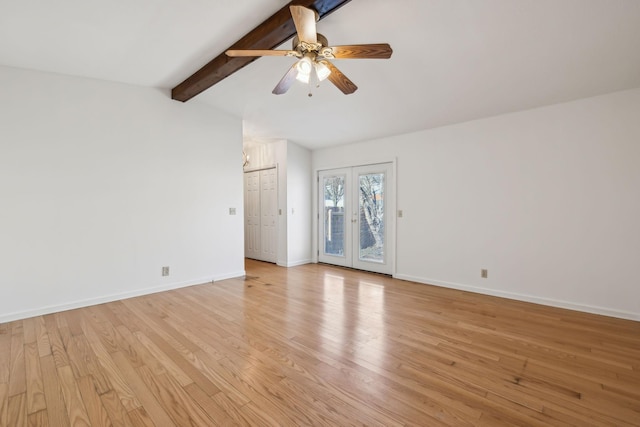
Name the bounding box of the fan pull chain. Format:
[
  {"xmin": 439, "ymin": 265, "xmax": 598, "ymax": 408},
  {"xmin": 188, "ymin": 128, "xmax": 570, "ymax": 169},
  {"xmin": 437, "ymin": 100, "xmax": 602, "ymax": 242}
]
[{"xmin": 308, "ymin": 68, "xmax": 320, "ymax": 97}]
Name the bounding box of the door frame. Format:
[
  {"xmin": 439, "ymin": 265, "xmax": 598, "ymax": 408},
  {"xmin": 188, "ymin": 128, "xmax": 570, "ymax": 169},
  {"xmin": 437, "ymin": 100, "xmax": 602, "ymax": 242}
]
[
  {"xmin": 243, "ymin": 166, "xmax": 278, "ymax": 263},
  {"xmin": 315, "ymin": 160, "xmax": 396, "ymax": 275}
]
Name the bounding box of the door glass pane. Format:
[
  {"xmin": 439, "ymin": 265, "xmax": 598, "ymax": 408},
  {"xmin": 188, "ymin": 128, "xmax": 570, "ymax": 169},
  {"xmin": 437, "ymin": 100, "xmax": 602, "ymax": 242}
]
[
  {"xmin": 359, "ymin": 173, "xmax": 384, "ymax": 262},
  {"xmin": 323, "ymin": 175, "xmax": 345, "ymax": 256}
]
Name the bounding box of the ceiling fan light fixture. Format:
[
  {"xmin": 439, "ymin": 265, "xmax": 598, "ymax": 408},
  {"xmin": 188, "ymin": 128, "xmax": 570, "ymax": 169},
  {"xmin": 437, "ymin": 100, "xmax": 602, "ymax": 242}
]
[
  {"xmin": 314, "ymin": 61, "xmax": 331, "ymax": 81},
  {"xmin": 295, "ymin": 68, "xmax": 311, "ymax": 84},
  {"xmin": 296, "ymin": 56, "xmax": 313, "ymax": 81}
]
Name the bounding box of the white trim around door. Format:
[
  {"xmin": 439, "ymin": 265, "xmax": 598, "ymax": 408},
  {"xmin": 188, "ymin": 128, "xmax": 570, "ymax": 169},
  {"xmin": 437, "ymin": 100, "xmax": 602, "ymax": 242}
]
[{"xmin": 318, "ymin": 162, "xmax": 395, "ymax": 275}]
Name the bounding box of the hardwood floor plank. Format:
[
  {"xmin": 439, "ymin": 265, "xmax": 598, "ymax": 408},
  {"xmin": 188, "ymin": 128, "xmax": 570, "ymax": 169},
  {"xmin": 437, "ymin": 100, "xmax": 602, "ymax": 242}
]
[
  {"xmin": 66, "ymin": 336, "xmax": 91, "ymax": 379},
  {"xmin": 57, "ymin": 365, "xmax": 91, "ymax": 426},
  {"xmin": 211, "ymin": 391, "xmax": 253, "ymax": 426},
  {"xmin": 100, "ymin": 389, "xmax": 134, "ymax": 427},
  {"xmin": 64, "ymin": 309, "xmax": 87, "ymax": 337},
  {"xmin": 39, "ymin": 355, "xmax": 71, "ymax": 427},
  {"xmin": 93, "ymin": 303, "xmax": 125, "ymax": 329},
  {"xmin": 111, "ymin": 352, "xmax": 176, "ymax": 427},
  {"xmin": 79, "ymin": 335, "xmax": 113, "ymax": 394},
  {"xmin": 76, "ymin": 375, "xmax": 113, "ymax": 427},
  {"xmin": 24, "ymin": 342, "xmax": 46, "ymax": 414},
  {"xmin": 132, "ymin": 330, "xmax": 193, "ymax": 387},
  {"xmin": 120, "ymin": 298, "xmax": 203, "ymax": 355},
  {"xmin": 238, "ymin": 401, "xmax": 283, "ymax": 427},
  {"xmin": 136, "ymin": 365, "xmax": 213, "ymax": 426},
  {"xmin": 8, "ymin": 332, "xmax": 26, "ymax": 396},
  {"xmin": 210, "ymin": 356, "xmax": 328, "ymax": 426},
  {"xmin": 80, "ymin": 320, "xmax": 140, "ymax": 412},
  {"xmin": 27, "ymin": 409, "xmax": 49, "ymax": 427},
  {"xmin": 10, "ymin": 321, "xmax": 24, "ymax": 336},
  {"xmin": 7, "ymin": 393, "xmax": 26, "ymax": 426},
  {"xmin": 0, "ymin": 383, "xmax": 8, "ymax": 427},
  {"xmin": 22, "ymin": 318, "xmax": 37, "ymax": 345},
  {"xmin": 189, "ymin": 350, "xmax": 251, "ymax": 407},
  {"xmin": 42, "ymin": 315, "xmax": 69, "ymax": 368},
  {"xmin": 183, "ymin": 384, "xmax": 238, "ymax": 426},
  {"xmin": 134, "ymin": 328, "xmax": 221, "ymax": 396},
  {"xmin": 34, "ymin": 316, "xmax": 51, "ymax": 358},
  {"xmin": 126, "ymin": 407, "xmax": 155, "ymax": 427},
  {"xmin": 0, "ymin": 333, "xmax": 11, "ymax": 384}
]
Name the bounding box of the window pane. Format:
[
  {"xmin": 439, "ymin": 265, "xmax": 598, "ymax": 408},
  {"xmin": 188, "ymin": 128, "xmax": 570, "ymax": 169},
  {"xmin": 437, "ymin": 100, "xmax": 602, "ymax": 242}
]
[
  {"xmin": 323, "ymin": 176, "xmax": 345, "ymax": 256},
  {"xmin": 359, "ymin": 173, "xmax": 384, "ymax": 262}
]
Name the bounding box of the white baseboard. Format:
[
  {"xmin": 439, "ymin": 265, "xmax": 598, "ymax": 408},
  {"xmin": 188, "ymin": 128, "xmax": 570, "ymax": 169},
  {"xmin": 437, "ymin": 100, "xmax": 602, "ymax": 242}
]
[
  {"xmin": 393, "ymin": 274, "xmax": 640, "ymax": 322},
  {"xmin": 284, "ymin": 259, "xmax": 312, "ymax": 267},
  {"xmin": 0, "ymin": 270, "xmax": 246, "ymax": 323},
  {"xmin": 213, "ymin": 270, "xmax": 247, "ymax": 282}
]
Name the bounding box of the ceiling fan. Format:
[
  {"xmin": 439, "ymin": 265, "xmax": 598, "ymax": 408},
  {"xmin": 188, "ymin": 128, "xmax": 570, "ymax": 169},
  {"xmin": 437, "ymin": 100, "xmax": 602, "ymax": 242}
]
[{"xmin": 225, "ymin": 5, "xmax": 392, "ymax": 95}]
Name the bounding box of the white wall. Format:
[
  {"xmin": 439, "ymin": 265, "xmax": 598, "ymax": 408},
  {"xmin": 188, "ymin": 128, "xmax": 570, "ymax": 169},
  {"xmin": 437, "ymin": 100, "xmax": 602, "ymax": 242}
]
[
  {"xmin": 313, "ymin": 88, "xmax": 640, "ymax": 320},
  {"xmin": 286, "ymin": 142, "xmax": 312, "ymax": 266},
  {"xmin": 0, "ymin": 65, "xmax": 245, "ymax": 323}
]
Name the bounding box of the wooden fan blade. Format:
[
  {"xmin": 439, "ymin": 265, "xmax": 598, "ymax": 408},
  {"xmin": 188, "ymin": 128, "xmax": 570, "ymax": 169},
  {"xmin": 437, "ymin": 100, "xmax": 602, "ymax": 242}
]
[
  {"xmin": 320, "ymin": 60, "xmax": 357, "ymax": 94},
  {"xmin": 290, "ymin": 5, "xmax": 317, "ymax": 44},
  {"xmin": 226, "ymin": 49, "xmax": 298, "ymax": 57},
  {"xmin": 328, "ymin": 44, "xmax": 393, "ymax": 59},
  {"xmin": 272, "ymin": 64, "xmax": 299, "ymax": 95}
]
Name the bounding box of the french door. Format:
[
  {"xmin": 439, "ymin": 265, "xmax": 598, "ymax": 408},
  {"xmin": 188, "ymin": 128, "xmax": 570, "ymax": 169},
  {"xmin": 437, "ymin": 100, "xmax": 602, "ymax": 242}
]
[{"xmin": 318, "ymin": 163, "xmax": 394, "ymax": 274}]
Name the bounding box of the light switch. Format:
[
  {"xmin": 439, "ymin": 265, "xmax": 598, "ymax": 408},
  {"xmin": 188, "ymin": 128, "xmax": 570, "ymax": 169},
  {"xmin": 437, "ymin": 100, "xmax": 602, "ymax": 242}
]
[{"xmin": 229, "ymin": 208, "xmax": 236, "ymax": 215}]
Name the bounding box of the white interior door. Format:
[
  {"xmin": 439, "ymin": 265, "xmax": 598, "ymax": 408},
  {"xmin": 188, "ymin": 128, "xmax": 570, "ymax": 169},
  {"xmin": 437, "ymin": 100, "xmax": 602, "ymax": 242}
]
[
  {"xmin": 244, "ymin": 168, "xmax": 277, "ymax": 263},
  {"xmin": 260, "ymin": 168, "xmax": 277, "ymax": 263},
  {"xmin": 318, "ymin": 163, "xmax": 394, "ymax": 274},
  {"xmin": 244, "ymin": 171, "xmax": 261, "ymax": 260}
]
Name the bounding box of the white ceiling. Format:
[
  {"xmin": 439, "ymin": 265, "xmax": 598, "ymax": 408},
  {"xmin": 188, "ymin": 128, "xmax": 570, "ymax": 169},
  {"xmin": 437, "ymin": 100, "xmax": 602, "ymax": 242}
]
[{"xmin": 1, "ymin": 0, "xmax": 639, "ymax": 149}]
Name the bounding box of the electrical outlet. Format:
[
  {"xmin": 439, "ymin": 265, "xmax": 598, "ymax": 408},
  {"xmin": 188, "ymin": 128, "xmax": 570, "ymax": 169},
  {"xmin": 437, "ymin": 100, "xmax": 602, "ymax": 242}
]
[
  {"xmin": 398, "ymin": 210, "xmax": 403, "ymax": 218},
  {"xmin": 162, "ymin": 266, "xmax": 170, "ymax": 276},
  {"xmin": 481, "ymin": 269, "xmax": 488, "ymax": 278}
]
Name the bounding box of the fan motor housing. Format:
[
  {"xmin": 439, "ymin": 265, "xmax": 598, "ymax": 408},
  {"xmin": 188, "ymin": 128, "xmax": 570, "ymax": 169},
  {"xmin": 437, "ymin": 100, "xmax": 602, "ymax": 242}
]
[{"xmin": 293, "ymin": 33, "xmax": 329, "ymax": 52}]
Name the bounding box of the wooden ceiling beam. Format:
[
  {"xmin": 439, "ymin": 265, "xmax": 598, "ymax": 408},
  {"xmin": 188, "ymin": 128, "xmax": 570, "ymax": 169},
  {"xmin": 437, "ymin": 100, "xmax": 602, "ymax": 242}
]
[{"xmin": 171, "ymin": 0, "xmax": 352, "ymax": 102}]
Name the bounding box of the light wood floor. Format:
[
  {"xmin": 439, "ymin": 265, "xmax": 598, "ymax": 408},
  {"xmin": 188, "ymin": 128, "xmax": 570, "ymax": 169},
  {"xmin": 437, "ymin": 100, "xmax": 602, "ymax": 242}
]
[{"xmin": 1, "ymin": 260, "xmax": 639, "ymax": 426}]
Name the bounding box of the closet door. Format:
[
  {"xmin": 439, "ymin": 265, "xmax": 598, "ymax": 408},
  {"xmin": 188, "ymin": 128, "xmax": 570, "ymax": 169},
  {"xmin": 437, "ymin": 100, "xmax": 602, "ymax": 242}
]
[
  {"xmin": 244, "ymin": 168, "xmax": 277, "ymax": 263},
  {"xmin": 244, "ymin": 171, "xmax": 261, "ymax": 260},
  {"xmin": 259, "ymin": 168, "xmax": 277, "ymax": 263}
]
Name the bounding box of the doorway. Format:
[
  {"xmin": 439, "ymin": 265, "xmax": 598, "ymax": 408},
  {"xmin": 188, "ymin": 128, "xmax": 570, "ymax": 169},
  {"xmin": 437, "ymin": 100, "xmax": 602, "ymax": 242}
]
[
  {"xmin": 318, "ymin": 163, "xmax": 394, "ymax": 274},
  {"xmin": 244, "ymin": 167, "xmax": 277, "ymax": 263}
]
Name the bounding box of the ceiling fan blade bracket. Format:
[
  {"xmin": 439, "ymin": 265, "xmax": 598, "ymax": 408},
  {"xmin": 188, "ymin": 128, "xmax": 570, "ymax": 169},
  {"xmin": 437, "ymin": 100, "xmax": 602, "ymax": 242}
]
[
  {"xmin": 319, "ymin": 47, "xmax": 335, "ymax": 59},
  {"xmin": 299, "ymin": 41, "xmax": 322, "ymax": 53}
]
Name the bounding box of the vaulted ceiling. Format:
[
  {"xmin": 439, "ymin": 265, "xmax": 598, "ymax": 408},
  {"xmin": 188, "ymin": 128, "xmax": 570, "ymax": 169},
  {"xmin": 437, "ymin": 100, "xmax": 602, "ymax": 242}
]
[{"xmin": 1, "ymin": 0, "xmax": 639, "ymax": 149}]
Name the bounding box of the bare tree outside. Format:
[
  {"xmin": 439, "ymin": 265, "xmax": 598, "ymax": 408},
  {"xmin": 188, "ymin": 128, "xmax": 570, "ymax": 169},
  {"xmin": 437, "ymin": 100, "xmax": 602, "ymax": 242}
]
[
  {"xmin": 325, "ymin": 176, "xmax": 344, "ymax": 208},
  {"xmin": 359, "ymin": 173, "xmax": 384, "ymax": 260},
  {"xmin": 323, "ymin": 176, "xmax": 345, "ymax": 255}
]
